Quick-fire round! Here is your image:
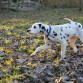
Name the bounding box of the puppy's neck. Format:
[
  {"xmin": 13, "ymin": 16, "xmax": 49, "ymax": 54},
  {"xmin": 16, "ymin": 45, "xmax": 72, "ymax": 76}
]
[{"xmin": 41, "ymin": 24, "xmax": 52, "ymax": 36}]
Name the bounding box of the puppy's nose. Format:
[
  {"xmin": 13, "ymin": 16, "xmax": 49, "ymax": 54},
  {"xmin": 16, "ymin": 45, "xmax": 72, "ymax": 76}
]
[{"xmin": 27, "ymin": 29, "xmax": 31, "ymax": 32}]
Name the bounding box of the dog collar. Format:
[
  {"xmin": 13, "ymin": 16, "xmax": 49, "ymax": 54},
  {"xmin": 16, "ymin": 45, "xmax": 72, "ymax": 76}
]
[{"xmin": 47, "ymin": 25, "xmax": 51, "ymax": 36}]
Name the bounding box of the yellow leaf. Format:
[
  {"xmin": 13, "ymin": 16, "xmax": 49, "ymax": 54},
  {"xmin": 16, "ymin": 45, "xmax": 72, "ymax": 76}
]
[
  {"xmin": 19, "ymin": 46, "xmax": 27, "ymax": 51},
  {"xmin": 41, "ymin": 50, "xmax": 44, "ymax": 53},
  {"xmin": 28, "ymin": 49, "xmax": 34, "ymax": 54},
  {"xmin": 3, "ymin": 26, "xmax": 9, "ymax": 30},
  {"xmin": 20, "ymin": 40, "xmax": 26, "ymax": 45},
  {"xmin": 4, "ymin": 58, "xmax": 13, "ymax": 65},
  {"xmin": 0, "ymin": 47, "xmax": 5, "ymax": 51},
  {"xmin": 31, "ymin": 64, "xmax": 36, "ymax": 68},
  {"xmin": 27, "ymin": 62, "xmax": 32, "ymax": 66},
  {"xmin": 5, "ymin": 49, "xmax": 12, "ymax": 54},
  {"xmin": 7, "ymin": 31, "xmax": 12, "ymax": 35},
  {"xmin": 23, "ymin": 46, "xmax": 27, "ymax": 49},
  {"xmin": 9, "ymin": 58, "xmax": 13, "ymax": 61},
  {"xmin": 5, "ymin": 60, "xmax": 12, "ymax": 65},
  {"xmin": 27, "ymin": 62, "xmax": 36, "ymax": 68},
  {"xmin": 4, "ymin": 39, "xmax": 10, "ymax": 44}
]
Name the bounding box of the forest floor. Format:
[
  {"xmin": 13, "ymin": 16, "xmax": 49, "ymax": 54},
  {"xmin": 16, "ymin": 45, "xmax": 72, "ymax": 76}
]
[{"xmin": 0, "ymin": 8, "xmax": 83, "ymax": 83}]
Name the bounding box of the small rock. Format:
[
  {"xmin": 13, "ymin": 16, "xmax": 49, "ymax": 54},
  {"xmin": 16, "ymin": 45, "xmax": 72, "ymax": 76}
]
[
  {"xmin": 12, "ymin": 80, "xmax": 19, "ymax": 83},
  {"xmin": 0, "ymin": 73, "xmax": 5, "ymax": 78},
  {"xmin": 78, "ymin": 77, "xmax": 83, "ymax": 82},
  {"xmin": 12, "ymin": 55, "xmax": 19, "ymax": 60},
  {"xmin": 16, "ymin": 59, "xmax": 26, "ymax": 63},
  {"xmin": 0, "ymin": 51, "xmax": 5, "ymax": 57},
  {"xmin": 22, "ymin": 53, "xmax": 28, "ymax": 59},
  {"xmin": 40, "ymin": 58, "xmax": 46, "ymax": 63},
  {"xmin": 78, "ymin": 48, "xmax": 83, "ymax": 56},
  {"xmin": 35, "ymin": 79, "xmax": 44, "ymax": 83},
  {"xmin": 33, "ymin": 74, "xmax": 38, "ymax": 79},
  {"xmin": 69, "ymin": 71, "xmax": 76, "ymax": 78},
  {"xmin": 71, "ymin": 78, "xmax": 77, "ymax": 82},
  {"xmin": 61, "ymin": 75, "xmax": 70, "ymax": 82},
  {"xmin": 20, "ymin": 65, "xmax": 28, "ymax": 72}
]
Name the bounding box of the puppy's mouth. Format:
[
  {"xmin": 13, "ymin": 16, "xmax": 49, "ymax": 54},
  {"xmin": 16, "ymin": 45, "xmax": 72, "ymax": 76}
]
[
  {"xmin": 27, "ymin": 32, "xmax": 36, "ymax": 36},
  {"xmin": 27, "ymin": 32, "xmax": 33, "ymax": 36},
  {"xmin": 27, "ymin": 30, "xmax": 32, "ymax": 34}
]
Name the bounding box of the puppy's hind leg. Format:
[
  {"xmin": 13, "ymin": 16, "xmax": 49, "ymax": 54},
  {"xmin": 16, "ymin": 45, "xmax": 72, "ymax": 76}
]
[
  {"xmin": 79, "ymin": 37, "xmax": 83, "ymax": 48},
  {"xmin": 78, "ymin": 27, "xmax": 83, "ymax": 42},
  {"xmin": 79, "ymin": 35, "xmax": 83, "ymax": 43},
  {"xmin": 69, "ymin": 36, "xmax": 78, "ymax": 53},
  {"xmin": 60, "ymin": 40, "xmax": 67, "ymax": 60}
]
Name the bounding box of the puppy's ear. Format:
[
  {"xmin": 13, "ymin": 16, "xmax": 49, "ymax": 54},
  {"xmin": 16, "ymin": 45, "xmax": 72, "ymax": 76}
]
[{"xmin": 39, "ymin": 24, "xmax": 41, "ymax": 28}]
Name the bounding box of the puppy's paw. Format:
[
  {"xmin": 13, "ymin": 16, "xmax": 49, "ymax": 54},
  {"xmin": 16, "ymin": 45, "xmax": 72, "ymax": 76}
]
[
  {"xmin": 60, "ymin": 58, "xmax": 64, "ymax": 61},
  {"xmin": 60, "ymin": 55, "xmax": 66, "ymax": 61}
]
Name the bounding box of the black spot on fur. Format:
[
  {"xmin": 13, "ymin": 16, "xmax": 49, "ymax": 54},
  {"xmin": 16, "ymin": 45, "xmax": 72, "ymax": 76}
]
[
  {"xmin": 61, "ymin": 29, "xmax": 63, "ymax": 31},
  {"xmin": 67, "ymin": 34, "xmax": 69, "ymax": 36},
  {"xmin": 52, "ymin": 36, "xmax": 55, "ymax": 38},
  {"xmin": 48, "ymin": 38, "xmax": 50, "ymax": 40},
  {"xmin": 42, "ymin": 26, "xmax": 45, "ymax": 29},
  {"xmin": 54, "ymin": 33, "xmax": 57, "ymax": 36},
  {"xmin": 60, "ymin": 33, "xmax": 62, "ymax": 35},
  {"xmin": 63, "ymin": 36, "xmax": 65, "ymax": 38},
  {"xmin": 66, "ymin": 27, "xmax": 67, "ymax": 28},
  {"xmin": 39, "ymin": 24, "xmax": 41, "ymax": 28},
  {"xmin": 65, "ymin": 33, "xmax": 67, "ymax": 35},
  {"xmin": 69, "ymin": 26, "xmax": 71, "ymax": 28},
  {"xmin": 61, "ymin": 27, "xmax": 63, "ymax": 32},
  {"xmin": 53, "ymin": 31, "xmax": 57, "ymax": 36},
  {"xmin": 79, "ymin": 25, "xmax": 81, "ymax": 27},
  {"xmin": 47, "ymin": 29, "xmax": 48, "ymax": 33},
  {"xmin": 53, "ymin": 31, "xmax": 55, "ymax": 33},
  {"xmin": 74, "ymin": 34, "xmax": 76, "ymax": 36},
  {"xmin": 61, "ymin": 37, "xmax": 63, "ymax": 39}
]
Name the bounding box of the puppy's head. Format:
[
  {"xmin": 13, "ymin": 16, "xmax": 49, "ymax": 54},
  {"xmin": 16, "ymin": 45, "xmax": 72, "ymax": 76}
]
[{"xmin": 27, "ymin": 23, "xmax": 46, "ymax": 34}]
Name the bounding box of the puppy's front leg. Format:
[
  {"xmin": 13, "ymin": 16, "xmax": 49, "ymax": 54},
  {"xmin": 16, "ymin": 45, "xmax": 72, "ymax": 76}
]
[
  {"xmin": 31, "ymin": 43, "xmax": 51, "ymax": 56},
  {"xmin": 60, "ymin": 40, "xmax": 67, "ymax": 60}
]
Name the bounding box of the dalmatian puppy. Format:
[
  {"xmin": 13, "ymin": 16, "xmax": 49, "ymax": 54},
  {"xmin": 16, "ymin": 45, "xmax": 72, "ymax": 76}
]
[{"xmin": 27, "ymin": 18, "xmax": 83, "ymax": 60}]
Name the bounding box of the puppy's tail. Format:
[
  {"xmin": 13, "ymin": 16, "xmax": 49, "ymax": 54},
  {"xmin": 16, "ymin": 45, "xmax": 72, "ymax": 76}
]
[{"xmin": 64, "ymin": 18, "xmax": 73, "ymax": 22}]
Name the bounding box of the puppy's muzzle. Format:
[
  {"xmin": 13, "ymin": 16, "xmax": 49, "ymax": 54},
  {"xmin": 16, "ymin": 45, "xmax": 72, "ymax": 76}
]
[{"xmin": 27, "ymin": 29, "xmax": 31, "ymax": 33}]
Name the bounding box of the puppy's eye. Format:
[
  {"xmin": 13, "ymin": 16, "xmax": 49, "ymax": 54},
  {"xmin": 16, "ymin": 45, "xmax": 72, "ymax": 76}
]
[{"xmin": 34, "ymin": 26, "xmax": 36, "ymax": 29}]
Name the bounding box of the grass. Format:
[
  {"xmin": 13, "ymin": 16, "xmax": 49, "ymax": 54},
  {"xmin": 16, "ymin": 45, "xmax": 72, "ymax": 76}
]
[{"xmin": 0, "ymin": 8, "xmax": 83, "ymax": 82}]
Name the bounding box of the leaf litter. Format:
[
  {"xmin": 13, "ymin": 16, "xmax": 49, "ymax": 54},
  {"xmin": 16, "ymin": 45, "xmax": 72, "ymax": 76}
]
[{"xmin": 0, "ymin": 8, "xmax": 83, "ymax": 83}]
